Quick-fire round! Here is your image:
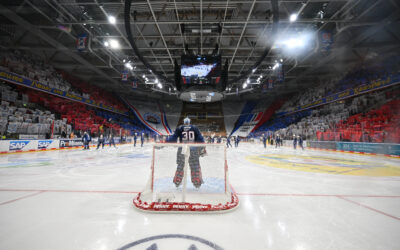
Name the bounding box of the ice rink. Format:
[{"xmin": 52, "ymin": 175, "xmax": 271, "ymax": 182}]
[{"xmin": 0, "ymin": 143, "xmax": 399, "ymax": 250}]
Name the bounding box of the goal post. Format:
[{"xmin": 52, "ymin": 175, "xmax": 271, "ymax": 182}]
[{"xmin": 133, "ymin": 143, "xmax": 239, "ymax": 212}]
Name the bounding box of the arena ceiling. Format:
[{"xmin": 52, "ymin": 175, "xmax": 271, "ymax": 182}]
[{"xmin": 0, "ymin": 0, "xmax": 399, "ymax": 101}]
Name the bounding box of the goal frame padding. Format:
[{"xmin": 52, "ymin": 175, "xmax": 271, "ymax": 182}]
[{"xmin": 133, "ymin": 143, "xmax": 239, "ymax": 212}]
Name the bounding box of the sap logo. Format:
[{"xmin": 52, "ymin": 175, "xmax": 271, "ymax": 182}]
[
  {"xmin": 117, "ymin": 234, "xmax": 224, "ymax": 250},
  {"xmin": 38, "ymin": 140, "xmax": 52, "ymax": 149},
  {"xmin": 9, "ymin": 141, "xmax": 30, "ymax": 151}
]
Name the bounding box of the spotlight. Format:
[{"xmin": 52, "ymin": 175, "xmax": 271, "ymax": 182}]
[
  {"xmin": 124, "ymin": 63, "xmax": 133, "ymax": 70},
  {"xmin": 104, "ymin": 41, "xmax": 109, "ymax": 47},
  {"xmin": 246, "ymin": 79, "xmax": 250, "ymax": 84},
  {"xmin": 108, "ymin": 16, "xmax": 116, "ymax": 24},
  {"xmin": 157, "ymin": 83, "xmax": 162, "ymax": 89},
  {"xmin": 290, "ymin": 13, "xmax": 298, "ymax": 22},
  {"xmin": 109, "ymin": 39, "xmax": 119, "ymax": 49}
]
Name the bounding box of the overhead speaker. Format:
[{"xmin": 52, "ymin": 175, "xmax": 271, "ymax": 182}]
[
  {"xmin": 220, "ymin": 59, "xmax": 228, "ymax": 92},
  {"xmin": 180, "ymin": 23, "xmax": 185, "ymax": 34},
  {"xmin": 174, "ymin": 59, "xmax": 181, "ymax": 91}
]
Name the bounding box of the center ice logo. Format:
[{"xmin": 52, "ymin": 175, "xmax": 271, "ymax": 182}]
[
  {"xmin": 9, "ymin": 140, "xmax": 30, "ymax": 151},
  {"xmin": 38, "ymin": 140, "xmax": 53, "ymax": 149},
  {"xmin": 117, "ymin": 234, "xmax": 224, "ymax": 250}
]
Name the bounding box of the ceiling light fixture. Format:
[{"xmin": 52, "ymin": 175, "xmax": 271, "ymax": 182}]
[
  {"xmin": 108, "ymin": 16, "xmax": 116, "ymax": 25},
  {"xmin": 290, "ymin": 13, "xmax": 298, "ymax": 22}
]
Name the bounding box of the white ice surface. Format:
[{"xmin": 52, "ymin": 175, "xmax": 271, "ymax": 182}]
[{"xmin": 0, "ymin": 144, "xmax": 399, "ymax": 250}]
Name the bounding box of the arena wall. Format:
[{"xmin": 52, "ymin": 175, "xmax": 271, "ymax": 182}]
[{"xmin": 0, "ymin": 137, "xmax": 134, "ymax": 154}]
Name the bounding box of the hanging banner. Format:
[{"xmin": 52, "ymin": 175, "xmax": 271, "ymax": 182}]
[
  {"xmin": 277, "ymin": 64, "xmax": 284, "ymax": 82},
  {"xmin": 262, "ymin": 82, "xmax": 268, "ymax": 93},
  {"xmin": 77, "ymin": 34, "xmax": 88, "ymax": 51},
  {"xmin": 132, "ymin": 80, "xmax": 137, "ymax": 89},
  {"xmin": 121, "ymin": 70, "xmax": 128, "ymax": 81},
  {"xmin": 268, "ymin": 79, "xmax": 274, "ymax": 89},
  {"xmin": 321, "ymin": 31, "xmax": 333, "ymax": 51}
]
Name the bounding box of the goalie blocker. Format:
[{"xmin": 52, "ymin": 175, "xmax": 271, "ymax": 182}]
[{"xmin": 133, "ymin": 143, "xmax": 239, "ymax": 212}]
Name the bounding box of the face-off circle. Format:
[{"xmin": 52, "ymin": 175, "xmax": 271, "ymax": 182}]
[{"xmin": 117, "ymin": 234, "xmax": 225, "ymax": 250}]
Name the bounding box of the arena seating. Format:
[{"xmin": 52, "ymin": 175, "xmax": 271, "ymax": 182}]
[
  {"xmin": 0, "ymin": 49, "xmax": 127, "ymax": 112},
  {"xmin": 277, "ymin": 55, "xmax": 400, "ymax": 114},
  {"xmin": 252, "ymin": 55, "xmax": 400, "ymax": 143},
  {"xmin": 0, "ymin": 80, "xmax": 145, "ymax": 139},
  {"xmin": 318, "ymin": 97, "xmax": 400, "ymax": 143},
  {"xmin": 0, "ymin": 83, "xmax": 71, "ymax": 138},
  {"xmin": 254, "ymin": 86, "xmax": 399, "ymax": 143}
]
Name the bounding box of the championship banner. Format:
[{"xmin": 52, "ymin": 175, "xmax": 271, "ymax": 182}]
[
  {"xmin": 262, "ymin": 82, "xmax": 268, "ymax": 93},
  {"xmin": 0, "ymin": 70, "xmax": 127, "ymax": 115},
  {"xmin": 321, "ymin": 31, "xmax": 333, "ymax": 51},
  {"xmin": 121, "ymin": 70, "xmax": 128, "ymax": 81},
  {"xmin": 276, "ymin": 64, "xmax": 284, "ymax": 82},
  {"xmin": 132, "ymin": 80, "xmax": 137, "ymax": 89},
  {"xmin": 268, "ymin": 79, "xmax": 274, "ymax": 89},
  {"xmin": 77, "ymin": 34, "xmax": 88, "ymax": 51}
]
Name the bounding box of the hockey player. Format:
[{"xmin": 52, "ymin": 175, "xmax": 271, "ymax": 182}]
[
  {"xmin": 82, "ymin": 131, "xmax": 91, "ymax": 150},
  {"xmin": 140, "ymin": 132, "xmax": 145, "ymax": 147},
  {"xmin": 109, "ymin": 132, "xmax": 117, "ymax": 148},
  {"xmin": 226, "ymin": 135, "xmax": 232, "ymax": 148},
  {"xmin": 96, "ymin": 133, "xmax": 105, "ymax": 149},
  {"xmin": 298, "ymin": 135, "xmax": 304, "ymax": 150},
  {"xmin": 293, "ymin": 134, "xmax": 297, "ymax": 149},
  {"xmin": 262, "ymin": 133, "xmax": 267, "ymax": 148},
  {"xmin": 133, "ymin": 132, "xmax": 137, "ymax": 147},
  {"xmin": 275, "ymin": 134, "xmax": 280, "ymax": 148},
  {"xmin": 167, "ymin": 117, "xmax": 205, "ymax": 188},
  {"xmin": 235, "ymin": 136, "xmax": 240, "ymax": 147}
]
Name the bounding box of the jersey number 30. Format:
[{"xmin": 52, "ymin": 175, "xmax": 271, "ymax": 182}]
[{"xmin": 182, "ymin": 131, "xmax": 195, "ymax": 141}]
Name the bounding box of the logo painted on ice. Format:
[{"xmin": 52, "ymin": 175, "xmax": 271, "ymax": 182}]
[
  {"xmin": 38, "ymin": 140, "xmax": 53, "ymax": 149},
  {"xmin": 117, "ymin": 234, "xmax": 224, "ymax": 250},
  {"xmin": 9, "ymin": 140, "xmax": 30, "ymax": 151}
]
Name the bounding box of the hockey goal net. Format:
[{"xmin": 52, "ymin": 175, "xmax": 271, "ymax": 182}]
[{"xmin": 133, "ymin": 143, "xmax": 239, "ymax": 212}]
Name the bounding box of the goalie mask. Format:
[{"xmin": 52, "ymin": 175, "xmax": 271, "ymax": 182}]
[{"xmin": 184, "ymin": 117, "xmax": 191, "ymax": 125}]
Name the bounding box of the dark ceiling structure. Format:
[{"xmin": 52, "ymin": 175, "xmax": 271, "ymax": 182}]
[{"xmin": 0, "ymin": 0, "xmax": 399, "ymax": 101}]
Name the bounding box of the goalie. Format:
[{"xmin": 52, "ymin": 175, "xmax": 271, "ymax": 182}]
[{"xmin": 167, "ymin": 117, "xmax": 206, "ymax": 188}]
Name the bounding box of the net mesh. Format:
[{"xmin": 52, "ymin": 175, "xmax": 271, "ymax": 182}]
[{"xmin": 139, "ymin": 143, "xmax": 232, "ymax": 206}]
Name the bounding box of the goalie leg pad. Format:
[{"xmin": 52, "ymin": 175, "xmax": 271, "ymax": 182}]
[
  {"xmin": 190, "ymin": 165, "xmax": 203, "ymax": 188},
  {"xmin": 176, "ymin": 147, "xmax": 185, "ymax": 167},
  {"xmin": 173, "ymin": 169, "xmax": 184, "ymax": 187},
  {"xmin": 189, "ymin": 150, "xmax": 202, "ymax": 187}
]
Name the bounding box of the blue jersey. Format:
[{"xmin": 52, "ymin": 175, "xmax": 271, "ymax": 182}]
[{"xmin": 167, "ymin": 125, "xmax": 204, "ymax": 143}]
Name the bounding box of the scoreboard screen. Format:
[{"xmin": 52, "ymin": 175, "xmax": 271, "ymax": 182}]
[{"xmin": 180, "ymin": 55, "xmax": 221, "ymax": 85}]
